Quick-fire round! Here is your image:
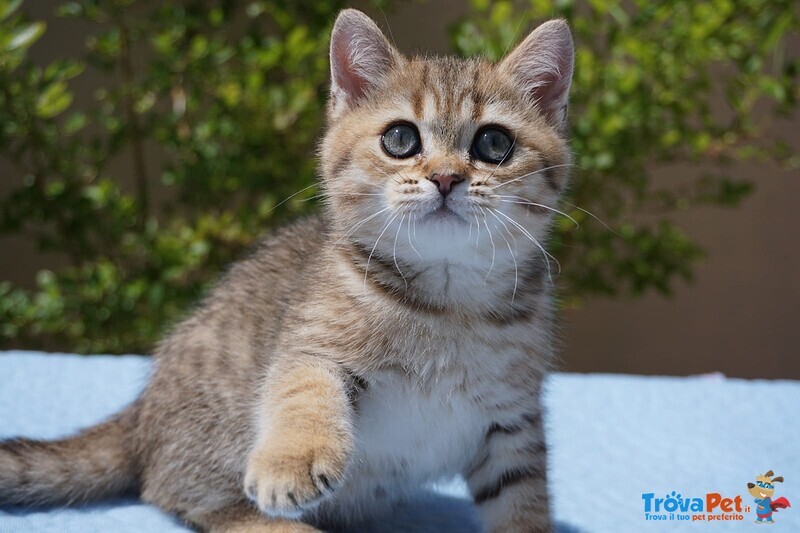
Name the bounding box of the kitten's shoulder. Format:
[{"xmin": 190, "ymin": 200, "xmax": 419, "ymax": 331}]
[
  {"xmin": 153, "ymin": 214, "xmax": 329, "ymax": 359},
  {"xmin": 252, "ymin": 214, "xmax": 328, "ymax": 262},
  {"xmin": 223, "ymin": 213, "xmax": 329, "ymax": 291}
]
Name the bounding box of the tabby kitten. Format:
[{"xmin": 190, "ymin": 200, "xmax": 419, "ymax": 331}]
[{"xmin": 0, "ymin": 9, "xmax": 573, "ymax": 533}]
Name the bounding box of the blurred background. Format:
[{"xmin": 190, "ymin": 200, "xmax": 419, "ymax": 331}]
[{"xmin": 0, "ymin": 0, "xmax": 798, "ymax": 379}]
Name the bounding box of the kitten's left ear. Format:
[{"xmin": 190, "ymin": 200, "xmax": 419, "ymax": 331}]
[
  {"xmin": 329, "ymin": 9, "xmax": 402, "ymax": 120},
  {"xmin": 499, "ymin": 19, "xmax": 574, "ymax": 129}
]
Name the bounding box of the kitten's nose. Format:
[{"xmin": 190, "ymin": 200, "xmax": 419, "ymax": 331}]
[{"xmin": 428, "ymin": 173, "xmax": 464, "ymax": 197}]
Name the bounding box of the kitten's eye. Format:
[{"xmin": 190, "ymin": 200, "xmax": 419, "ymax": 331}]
[
  {"xmin": 472, "ymin": 127, "xmax": 514, "ymax": 164},
  {"xmin": 381, "ymin": 123, "xmax": 421, "ymax": 158}
]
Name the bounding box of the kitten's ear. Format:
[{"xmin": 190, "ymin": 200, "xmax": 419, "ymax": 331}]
[
  {"xmin": 499, "ymin": 19, "xmax": 574, "ymax": 129},
  {"xmin": 329, "ymin": 9, "xmax": 401, "ymax": 120}
]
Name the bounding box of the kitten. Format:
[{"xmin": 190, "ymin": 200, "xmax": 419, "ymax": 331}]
[{"xmin": 0, "ymin": 9, "xmax": 573, "ymax": 533}]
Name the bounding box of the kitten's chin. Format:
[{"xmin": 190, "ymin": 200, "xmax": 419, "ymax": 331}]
[{"xmin": 407, "ymin": 212, "xmax": 481, "ymax": 263}]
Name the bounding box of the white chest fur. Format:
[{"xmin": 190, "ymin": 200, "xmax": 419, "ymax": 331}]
[
  {"xmin": 334, "ymin": 368, "xmax": 486, "ymax": 510},
  {"xmin": 359, "ymin": 370, "xmax": 484, "ymax": 475}
]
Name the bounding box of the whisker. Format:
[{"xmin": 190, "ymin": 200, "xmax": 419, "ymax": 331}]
[
  {"xmin": 473, "ymin": 211, "xmax": 482, "ymax": 250},
  {"xmin": 488, "ymin": 207, "xmax": 522, "ymax": 302},
  {"xmin": 502, "ymin": 6, "xmax": 529, "ymax": 57},
  {"xmin": 490, "ymin": 163, "xmax": 576, "ymax": 190},
  {"xmin": 559, "ymin": 199, "xmax": 624, "ymax": 238},
  {"xmin": 497, "ymin": 196, "xmax": 580, "ymax": 228},
  {"xmin": 492, "ymin": 208, "xmax": 559, "ymax": 284},
  {"xmin": 364, "ymin": 211, "xmax": 399, "ymax": 290},
  {"xmin": 396, "ymin": 169, "xmax": 416, "ymax": 184},
  {"xmin": 377, "ymin": 4, "xmax": 397, "ymax": 46},
  {"xmin": 491, "ymin": 212, "xmax": 519, "ymax": 303},
  {"xmin": 406, "ymin": 212, "xmax": 422, "ymax": 260},
  {"xmin": 263, "ymin": 182, "xmax": 318, "ymax": 215},
  {"xmin": 367, "ymin": 162, "xmax": 405, "ymax": 186},
  {"xmin": 478, "ymin": 207, "xmax": 496, "ymax": 283},
  {"xmin": 393, "ymin": 213, "xmax": 408, "ymax": 290},
  {"xmin": 331, "ymin": 206, "xmax": 391, "ymax": 249},
  {"xmin": 487, "ymin": 207, "xmax": 518, "ymax": 248},
  {"xmin": 304, "ymin": 192, "xmax": 384, "ymax": 203},
  {"xmin": 412, "ymin": 213, "xmax": 421, "ymax": 252}
]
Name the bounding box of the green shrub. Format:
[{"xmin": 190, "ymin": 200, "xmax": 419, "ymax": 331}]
[
  {"xmin": 452, "ymin": 0, "xmax": 798, "ymax": 303},
  {"xmin": 0, "ymin": 0, "xmax": 797, "ymax": 353}
]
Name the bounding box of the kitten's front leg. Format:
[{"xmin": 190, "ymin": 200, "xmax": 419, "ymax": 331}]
[
  {"xmin": 244, "ymin": 353, "xmax": 356, "ymax": 519},
  {"xmin": 466, "ymin": 405, "xmax": 551, "ymax": 533}
]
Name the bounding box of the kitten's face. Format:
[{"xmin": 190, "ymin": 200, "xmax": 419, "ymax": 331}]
[{"xmin": 321, "ymin": 10, "xmax": 573, "ymax": 281}]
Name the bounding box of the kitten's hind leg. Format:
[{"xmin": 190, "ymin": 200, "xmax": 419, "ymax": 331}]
[{"xmin": 189, "ymin": 503, "xmax": 322, "ymax": 533}]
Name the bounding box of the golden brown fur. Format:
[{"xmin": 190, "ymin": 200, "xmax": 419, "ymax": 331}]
[{"xmin": 0, "ymin": 9, "xmax": 575, "ymax": 533}]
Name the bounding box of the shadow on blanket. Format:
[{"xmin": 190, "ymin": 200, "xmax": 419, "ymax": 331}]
[{"xmin": 2, "ymin": 490, "xmax": 585, "ymax": 532}]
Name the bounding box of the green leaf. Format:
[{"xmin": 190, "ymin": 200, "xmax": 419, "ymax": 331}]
[
  {"xmin": 6, "ymin": 21, "xmax": 45, "ymax": 51},
  {"xmin": 0, "ymin": 0, "xmax": 23, "ymax": 22},
  {"xmin": 35, "ymin": 81, "xmax": 72, "ymax": 118}
]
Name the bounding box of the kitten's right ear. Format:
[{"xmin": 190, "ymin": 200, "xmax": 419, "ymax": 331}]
[{"xmin": 329, "ymin": 9, "xmax": 401, "ymax": 120}]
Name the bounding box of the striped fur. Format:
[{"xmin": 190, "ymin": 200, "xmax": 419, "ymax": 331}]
[
  {"xmin": 0, "ymin": 9, "xmax": 573, "ymax": 533},
  {"xmin": 0, "ymin": 413, "xmax": 138, "ymax": 506}
]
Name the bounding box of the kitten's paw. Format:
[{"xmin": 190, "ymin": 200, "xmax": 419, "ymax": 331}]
[{"xmin": 243, "ymin": 437, "xmax": 350, "ymax": 518}]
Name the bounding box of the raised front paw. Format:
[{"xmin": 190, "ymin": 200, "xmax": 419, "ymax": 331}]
[{"xmin": 243, "ymin": 435, "xmax": 352, "ymax": 519}]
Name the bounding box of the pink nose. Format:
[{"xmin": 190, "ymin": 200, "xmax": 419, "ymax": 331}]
[{"xmin": 428, "ymin": 173, "xmax": 464, "ymax": 196}]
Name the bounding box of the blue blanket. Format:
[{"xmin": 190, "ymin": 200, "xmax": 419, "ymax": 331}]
[{"xmin": 1, "ymin": 351, "xmax": 798, "ymax": 532}]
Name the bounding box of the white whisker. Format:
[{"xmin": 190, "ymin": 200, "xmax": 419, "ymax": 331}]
[
  {"xmin": 412, "ymin": 213, "xmax": 421, "ymax": 251},
  {"xmin": 487, "ymin": 208, "xmax": 517, "ymax": 248},
  {"xmin": 263, "ymin": 182, "xmax": 318, "ymax": 215},
  {"xmin": 490, "ymin": 163, "xmax": 575, "ymax": 190},
  {"xmin": 493, "ymin": 214, "xmax": 518, "ymax": 302},
  {"xmin": 364, "ymin": 211, "xmax": 399, "ymax": 290},
  {"xmin": 559, "ymin": 199, "xmax": 624, "ymax": 238},
  {"xmin": 331, "ymin": 206, "xmax": 391, "ymax": 249},
  {"xmin": 366, "ymin": 161, "xmax": 405, "ymax": 186},
  {"xmin": 492, "ymin": 208, "xmax": 559, "ymax": 284},
  {"xmin": 393, "ymin": 213, "xmax": 408, "ymax": 290},
  {"xmin": 473, "ymin": 211, "xmax": 482, "ymax": 249},
  {"xmin": 406, "ymin": 213, "xmax": 422, "ymax": 260},
  {"xmin": 497, "ymin": 196, "xmax": 580, "ymax": 227},
  {"xmin": 479, "ymin": 208, "xmax": 496, "ymax": 283},
  {"xmin": 303, "ymin": 192, "xmax": 384, "ymax": 203}
]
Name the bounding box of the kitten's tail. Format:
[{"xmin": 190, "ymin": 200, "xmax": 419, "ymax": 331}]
[{"xmin": 0, "ymin": 406, "xmax": 139, "ymax": 506}]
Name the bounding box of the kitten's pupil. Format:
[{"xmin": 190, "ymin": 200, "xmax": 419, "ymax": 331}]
[
  {"xmin": 381, "ymin": 123, "xmax": 421, "ymax": 158},
  {"xmin": 472, "ymin": 128, "xmax": 513, "ymax": 164}
]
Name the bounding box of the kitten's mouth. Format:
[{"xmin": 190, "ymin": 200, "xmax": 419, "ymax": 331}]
[{"xmin": 425, "ymin": 205, "xmax": 467, "ymax": 224}]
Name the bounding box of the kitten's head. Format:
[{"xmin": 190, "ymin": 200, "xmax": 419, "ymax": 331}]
[{"xmin": 320, "ymin": 9, "xmax": 573, "ymax": 292}]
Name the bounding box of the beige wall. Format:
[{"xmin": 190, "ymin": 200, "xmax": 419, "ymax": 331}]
[{"xmin": 2, "ymin": 1, "xmax": 798, "ymax": 379}]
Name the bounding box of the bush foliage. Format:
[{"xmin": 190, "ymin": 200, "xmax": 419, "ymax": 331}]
[{"xmin": 0, "ymin": 0, "xmax": 797, "ymax": 354}]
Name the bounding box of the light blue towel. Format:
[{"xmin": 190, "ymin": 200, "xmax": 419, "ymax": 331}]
[{"xmin": 1, "ymin": 351, "xmax": 798, "ymax": 532}]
